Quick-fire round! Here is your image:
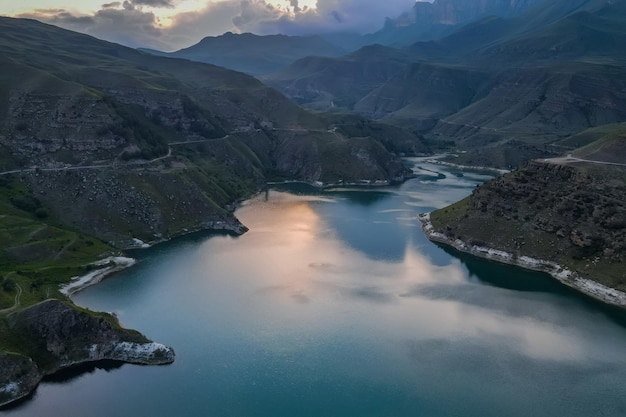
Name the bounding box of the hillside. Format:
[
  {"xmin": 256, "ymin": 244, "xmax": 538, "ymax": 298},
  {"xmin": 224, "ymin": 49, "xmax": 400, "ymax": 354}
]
[
  {"xmin": 426, "ymin": 134, "xmax": 626, "ymax": 300},
  {"xmin": 262, "ymin": 45, "xmax": 416, "ymax": 111},
  {"xmin": 266, "ymin": 0, "xmax": 626, "ymax": 168},
  {"xmin": 0, "ymin": 17, "xmax": 429, "ymax": 403},
  {"xmin": 0, "ymin": 16, "xmax": 425, "ymax": 320},
  {"xmin": 0, "ymin": 17, "xmax": 424, "ymax": 249}
]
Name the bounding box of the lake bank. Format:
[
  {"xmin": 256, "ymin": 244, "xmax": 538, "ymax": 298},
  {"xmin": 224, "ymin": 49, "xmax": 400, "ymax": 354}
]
[
  {"xmin": 419, "ymin": 212, "xmax": 626, "ymax": 308},
  {"xmin": 6, "ymin": 161, "xmax": 626, "ymax": 417}
]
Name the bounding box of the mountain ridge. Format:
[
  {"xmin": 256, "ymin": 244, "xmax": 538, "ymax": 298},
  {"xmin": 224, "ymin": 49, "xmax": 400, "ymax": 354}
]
[
  {"xmin": 266, "ymin": 0, "xmax": 626, "ymax": 167},
  {"xmin": 142, "ymin": 32, "xmax": 346, "ymax": 76}
]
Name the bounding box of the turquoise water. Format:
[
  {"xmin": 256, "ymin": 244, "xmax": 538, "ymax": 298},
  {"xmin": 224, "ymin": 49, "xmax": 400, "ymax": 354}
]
[{"xmin": 6, "ymin": 159, "xmax": 626, "ymax": 416}]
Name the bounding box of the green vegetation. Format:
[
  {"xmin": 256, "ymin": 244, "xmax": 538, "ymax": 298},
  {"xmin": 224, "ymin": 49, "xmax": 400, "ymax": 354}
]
[
  {"xmin": 430, "ymin": 197, "xmax": 470, "ymax": 227},
  {"xmin": 101, "ymin": 95, "xmax": 170, "ymax": 160},
  {"xmin": 0, "ymin": 176, "xmax": 112, "ymax": 310}
]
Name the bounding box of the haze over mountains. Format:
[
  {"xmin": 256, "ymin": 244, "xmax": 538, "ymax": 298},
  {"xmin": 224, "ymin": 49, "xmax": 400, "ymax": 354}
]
[
  {"xmin": 142, "ymin": 0, "xmax": 556, "ymax": 75},
  {"xmin": 142, "ymin": 0, "xmax": 626, "ymax": 169},
  {"xmin": 262, "ymin": 0, "xmax": 626, "ymax": 167},
  {"xmin": 142, "ymin": 32, "xmax": 347, "ymax": 76}
]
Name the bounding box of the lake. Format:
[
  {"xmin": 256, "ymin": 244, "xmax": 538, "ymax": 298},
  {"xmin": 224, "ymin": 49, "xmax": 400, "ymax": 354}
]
[{"xmin": 6, "ymin": 158, "xmax": 626, "ymax": 417}]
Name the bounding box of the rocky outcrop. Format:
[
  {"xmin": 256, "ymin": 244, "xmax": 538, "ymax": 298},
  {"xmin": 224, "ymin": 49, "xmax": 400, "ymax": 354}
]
[
  {"xmin": 0, "ymin": 299, "xmax": 174, "ymax": 406},
  {"xmin": 365, "ymin": 0, "xmax": 546, "ymax": 46},
  {"xmin": 0, "ymin": 353, "xmax": 40, "ymax": 406}
]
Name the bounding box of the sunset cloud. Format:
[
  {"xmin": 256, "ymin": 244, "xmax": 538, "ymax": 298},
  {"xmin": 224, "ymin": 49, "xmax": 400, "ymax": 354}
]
[{"xmin": 14, "ymin": 0, "xmax": 417, "ymax": 50}]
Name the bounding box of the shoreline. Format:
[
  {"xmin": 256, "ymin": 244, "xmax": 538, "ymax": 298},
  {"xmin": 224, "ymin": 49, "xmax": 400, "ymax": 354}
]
[
  {"xmin": 61, "ymin": 216, "xmax": 252, "ymax": 296},
  {"xmin": 418, "ymin": 213, "xmax": 626, "ymax": 308},
  {"xmin": 60, "ymin": 256, "xmax": 137, "ymax": 297},
  {"xmin": 415, "ymin": 155, "xmax": 511, "ymax": 175}
]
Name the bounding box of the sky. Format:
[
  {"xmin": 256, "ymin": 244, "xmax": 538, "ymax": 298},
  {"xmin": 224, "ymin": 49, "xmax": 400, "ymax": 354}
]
[{"xmin": 1, "ymin": 0, "xmax": 418, "ymax": 51}]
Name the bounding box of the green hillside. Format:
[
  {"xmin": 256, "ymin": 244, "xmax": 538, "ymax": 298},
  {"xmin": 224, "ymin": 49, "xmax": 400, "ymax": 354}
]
[{"xmin": 0, "ymin": 17, "xmax": 425, "ymax": 312}]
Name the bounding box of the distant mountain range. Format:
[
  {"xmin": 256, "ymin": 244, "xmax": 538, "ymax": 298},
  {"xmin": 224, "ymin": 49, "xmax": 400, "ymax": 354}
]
[
  {"xmin": 141, "ymin": 32, "xmax": 346, "ymax": 76},
  {"xmin": 364, "ymin": 0, "xmax": 547, "ymax": 46},
  {"xmin": 141, "ymin": 0, "xmax": 553, "ymax": 75},
  {"xmin": 264, "ymin": 0, "xmax": 626, "ymax": 167}
]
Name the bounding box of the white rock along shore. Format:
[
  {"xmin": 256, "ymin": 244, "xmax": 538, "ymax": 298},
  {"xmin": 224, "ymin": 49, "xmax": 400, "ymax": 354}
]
[
  {"xmin": 418, "ymin": 213, "xmax": 626, "ymax": 308},
  {"xmin": 59, "ymin": 256, "xmax": 137, "ymax": 296}
]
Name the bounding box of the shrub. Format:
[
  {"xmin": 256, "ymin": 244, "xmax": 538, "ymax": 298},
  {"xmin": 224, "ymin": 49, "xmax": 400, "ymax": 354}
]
[
  {"xmin": 2, "ymin": 278, "xmax": 16, "ymax": 292},
  {"xmin": 34, "ymin": 208, "xmax": 49, "ymax": 219},
  {"xmin": 10, "ymin": 195, "xmax": 41, "ymax": 213}
]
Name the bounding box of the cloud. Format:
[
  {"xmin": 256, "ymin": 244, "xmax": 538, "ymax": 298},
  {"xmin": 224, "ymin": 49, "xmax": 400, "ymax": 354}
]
[
  {"xmin": 221, "ymin": 0, "xmax": 417, "ymax": 36},
  {"xmin": 17, "ymin": 0, "xmax": 417, "ymax": 51},
  {"xmin": 131, "ymin": 0, "xmax": 177, "ymax": 8},
  {"xmin": 17, "ymin": 5, "xmax": 168, "ymax": 50}
]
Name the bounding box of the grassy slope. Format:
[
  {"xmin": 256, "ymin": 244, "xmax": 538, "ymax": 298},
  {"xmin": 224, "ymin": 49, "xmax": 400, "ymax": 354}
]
[
  {"xmin": 570, "ymin": 128, "xmax": 626, "ymax": 163},
  {"xmin": 0, "ymin": 176, "xmax": 112, "ymax": 310}
]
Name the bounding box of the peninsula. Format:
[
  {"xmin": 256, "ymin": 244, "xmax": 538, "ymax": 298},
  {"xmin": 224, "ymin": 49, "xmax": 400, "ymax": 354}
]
[{"xmin": 421, "ymin": 132, "xmax": 626, "ymax": 307}]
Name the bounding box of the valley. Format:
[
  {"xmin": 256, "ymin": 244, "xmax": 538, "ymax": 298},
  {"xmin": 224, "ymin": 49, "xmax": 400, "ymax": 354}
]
[{"xmin": 0, "ymin": 0, "xmax": 625, "ymax": 412}]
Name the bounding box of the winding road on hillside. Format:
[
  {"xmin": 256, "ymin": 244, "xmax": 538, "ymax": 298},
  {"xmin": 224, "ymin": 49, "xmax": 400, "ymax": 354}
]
[
  {"xmin": 0, "ymin": 128, "xmax": 341, "ymax": 177},
  {"xmin": 0, "ymin": 283, "xmax": 22, "ymax": 314},
  {"xmin": 543, "ymin": 154, "xmax": 626, "ymax": 167}
]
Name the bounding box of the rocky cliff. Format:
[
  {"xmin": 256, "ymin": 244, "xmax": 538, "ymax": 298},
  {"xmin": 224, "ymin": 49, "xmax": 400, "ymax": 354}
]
[
  {"xmin": 365, "ymin": 0, "xmax": 546, "ymax": 46},
  {"xmin": 0, "ymin": 299, "xmax": 174, "ymax": 406}
]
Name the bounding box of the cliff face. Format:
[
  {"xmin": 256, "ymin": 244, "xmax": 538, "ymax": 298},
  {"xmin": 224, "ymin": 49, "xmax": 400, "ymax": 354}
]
[
  {"xmin": 365, "ymin": 0, "xmax": 547, "ymax": 46},
  {"xmin": 429, "ymin": 160, "xmax": 626, "ymax": 291},
  {"xmin": 410, "ymin": 0, "xmax": 544, "ymax": 26},
  {"xmin": 0, "ymin": 299, "xmax": 174, "ymax": 406}
]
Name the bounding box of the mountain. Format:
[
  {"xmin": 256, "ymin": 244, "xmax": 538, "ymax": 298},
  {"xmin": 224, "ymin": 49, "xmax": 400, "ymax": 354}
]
[
  {"xmin": 0, "ymin": 17, "xmax": 429, "ymax": 402},
  {"xmin": 364, "ymin": 0, "xmax": 547, "ymax": 46},
  {"xmin": 267, "ymin": 0, "xmax": 626, "ymax": 167},
  {"xmin": 144, "ymin": 32, "xmax": 346, "ymax": 76},
  {"xmin": 424, "ymin": 130, "xmax": 626, "ymax": 300},
  {"xmin": 262, "ymin": 45, "xmax": 416, "ymax": 111},
  {"xmin": 0, "ymin": 17, "xmax": 426, "ymax": 312}
]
